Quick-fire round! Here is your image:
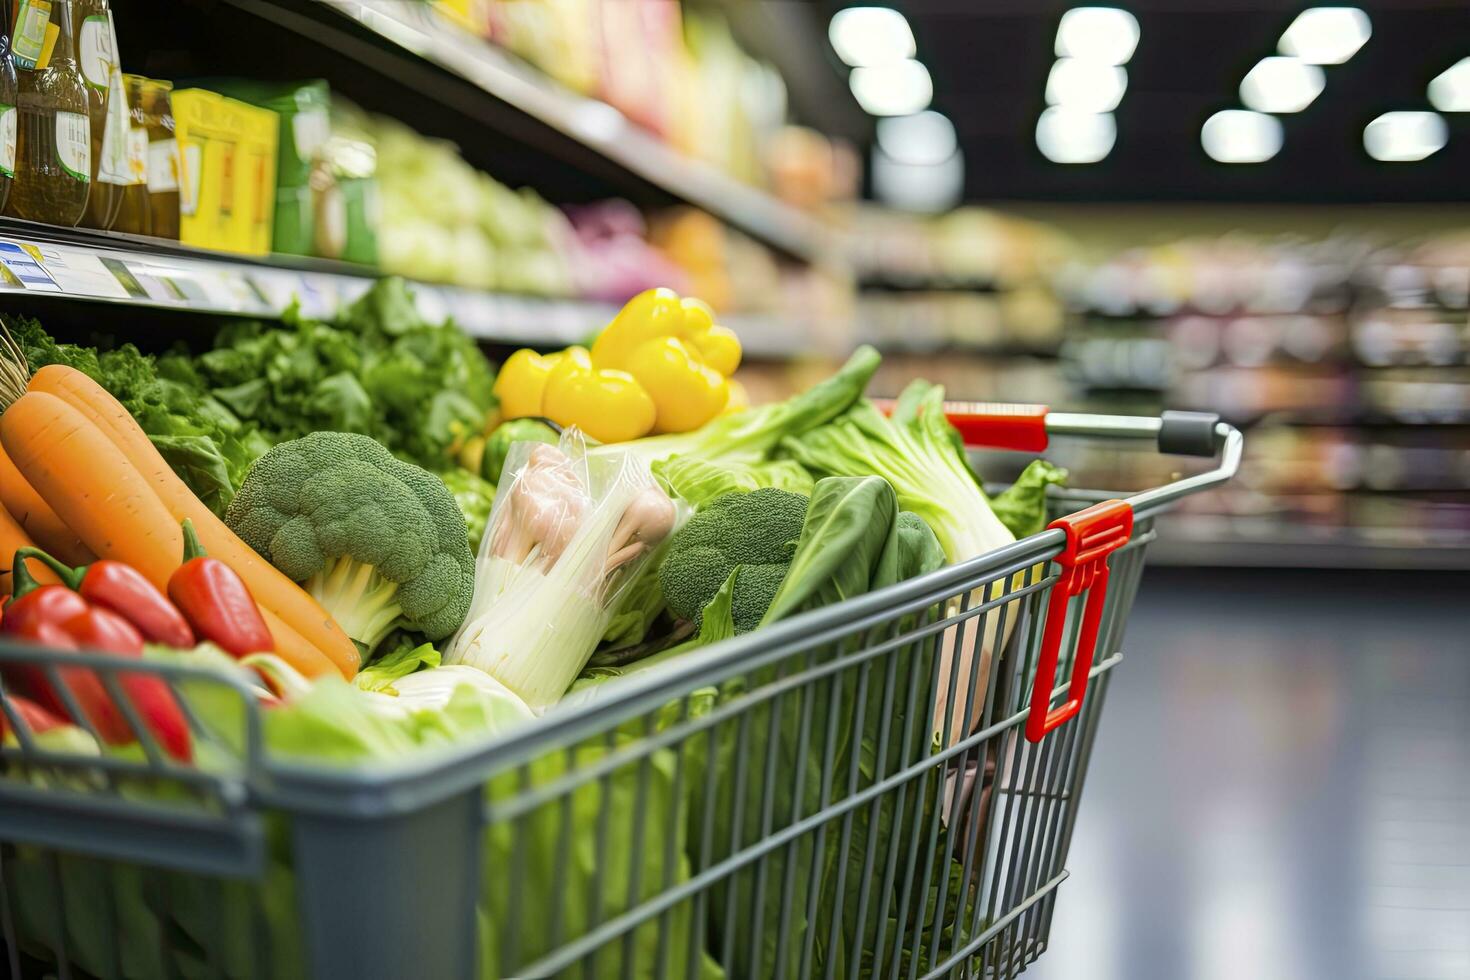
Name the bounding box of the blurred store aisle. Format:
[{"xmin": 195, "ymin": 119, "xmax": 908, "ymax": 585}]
[{"xmin": 1028, "ymin": 568, "xmax": 1470, "ymax": 980}]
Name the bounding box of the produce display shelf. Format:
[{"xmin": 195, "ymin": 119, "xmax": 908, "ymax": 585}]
[
  {"xmin": 0, "ymin": 218, "xmax": 803, "ymax": 355},
  {"xmin": 1148, "ymin": 519, "xmax": 1470, "ymax": 570},
  {"xmin": 279, "ymin": 0, "xmax": 841, "ymax": 265}
]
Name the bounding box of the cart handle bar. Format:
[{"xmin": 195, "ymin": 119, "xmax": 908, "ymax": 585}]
[
  {"xmin": 880, "ymin": 401, "xmax": 1241, "ymax": 742},
  {"xmin": 871, "ymin": 399, "xmax": 1224, "ymax": 457}
]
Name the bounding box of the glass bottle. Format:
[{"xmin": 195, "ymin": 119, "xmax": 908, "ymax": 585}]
[
  {"xmin": 6, "ymin": 0, "xmax": 90, "ymax": 226},
  {"xmin": 140, "ymin": 77, "xmax": 177, "ymax": 239},
  {"xmin": 74, "ymin": 0, "xmax": 119, "ymax": 229},
  {"xmin": 0, "ymin": 1, "xmax": 19, "ymax": 214},
  {"xmin": 109, "ymin": 71, "xmax": 147, "ymax": 234}
]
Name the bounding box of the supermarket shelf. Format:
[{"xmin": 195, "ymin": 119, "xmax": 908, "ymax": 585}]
[
  {"xmin": 251, "ymin": 0, "xmax": 842, "ymax": 265},
  {"xmin": 0, "ymin": 219, "xmax": 805, "ymax": 355},
  {"xmin": 858, "ymin": 278, "xmax": 1001, "ymax": 294},
  {"xmin": 1148, "ymin": 518, "xmax": 1470, "ymax": 569}
]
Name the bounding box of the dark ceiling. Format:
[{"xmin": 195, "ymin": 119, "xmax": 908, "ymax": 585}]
[{"xmin": 806, "ymin": 0, "xmax": 1470, "ymax": 203}]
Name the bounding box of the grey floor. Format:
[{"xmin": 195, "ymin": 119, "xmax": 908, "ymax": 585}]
[{"xmin": 1025, "ymin": 568, "xmax": 1470, "ymax": 980}]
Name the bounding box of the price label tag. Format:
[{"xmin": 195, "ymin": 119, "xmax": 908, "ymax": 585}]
[{"xmin": 0, "ymin": 240, "xmax": 62, "ymax": 291}]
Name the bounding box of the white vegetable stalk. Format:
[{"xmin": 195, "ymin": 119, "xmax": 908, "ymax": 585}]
[
  {"xmin": 934, "ymin": 578, "xmax": 1019, "ymax": 749},
  {"xmin": 446, "ymin": 434, "xmax": 675, "ymax": 710}
]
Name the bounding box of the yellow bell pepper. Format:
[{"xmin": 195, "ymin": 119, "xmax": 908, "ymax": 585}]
[
  {"xmin": 627, "ymin": 337, "xmax": 729, "ymax": 434},
  {"xmin": 722, "ymin": 378, "xmax": 750, "ymax": 415},
  {"xmin": 590, "ymin": 288, "xmax": 743, "ymax": 434},
  {"xmin": 494, "ymin": 349, "xmax": 565, "ymax": 421},
  {"xmin": 541, "ymin": 347, "xmax": 656, "ymax": 444}
]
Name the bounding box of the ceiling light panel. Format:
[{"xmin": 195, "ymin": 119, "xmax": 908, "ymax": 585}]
[
  {"xmin": 1055, "ymin": 7, "xmax": 1140, "ymax": 66},
  {"xmin": 876, "ymin": 111, "xmax": 958, "ymax": 166},
  {"xmin": 829, "ymin": 6, "xmax": 916, "ymax": 68},
  {"xmin": 1428, "ymin": 58, "xmax": 1470, "ymax": 113},
  {"xmin": 1278, "ymin": 7, "xmax": 1371, "ymax": 65},
  {"xmin": 1037, "ymin": 107, "xmax": 1117, "ymax": 163},
  {"xmin": 1240, "ymin": 57, "xmax": 1326, "ymax": 113},
  {"xmin": 1047, "ymin": 58, "xmax": 1128, "ymax": 113},
  {"xmin": 850, "ymin": 59, "xmax": 933, "ymax": 116},
  {"xmin": 1364, "ymin": 111, "xmax": 1448, "ymax": 162},
  {"xmin": 1202, "ymin": 110, "xmax": 1284, "ymax": 163}
]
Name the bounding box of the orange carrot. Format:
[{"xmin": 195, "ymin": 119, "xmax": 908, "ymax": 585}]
[
  {"xmin": 259, "ymin": 608, "xmax": 339, "ymax": 679},
  {"xmin": 0, "ymin": 441, "xmax": 94, "ymax": 565},
  {"xmin": 2, "ymin": 392, "xmax": 185, "ymax": 589},
  {"xmin": 1, "ymin": 503, "xmax": 58, "ymax": 597},
  {"xmin": 27, "ymin": 365, "xmax": 360, "ymax": 678}
]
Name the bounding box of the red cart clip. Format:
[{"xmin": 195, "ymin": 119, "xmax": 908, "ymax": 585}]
[
  {"xmin": 1025, "ymin": 499, "xmax": 1134, "ymax": 743},
  {"xmin": 873, "ymin": 399, "xmax": 1050, "ymax": 451}
]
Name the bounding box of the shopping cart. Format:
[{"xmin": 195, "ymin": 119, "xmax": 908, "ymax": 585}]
[{"xmin": 0, "ymin": 407, "xmax": 1240, "ymax": 980}]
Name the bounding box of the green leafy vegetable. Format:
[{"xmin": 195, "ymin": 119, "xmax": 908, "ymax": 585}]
[
  {"xmin": 760, "ymin": 476, "xmax": 898, "ymax": 624},
  {"xmin": 181, "ymin": 278, "xmax": 498, "ymax": 471},
  {"xmin": 10, "ymin": 316, "xmax": 265, "ymax": 512},
  {"xmin": 653, "ymin": 455, "xmax": 813, "ymax": 508},
  {"xmin": 991, "ymin": 459, "xmax": 1068, "ymax": 538},
  {"xmin": 354, "ymin": 640, "xmax": 442, "ymax": 694},
  {"xmin": 781, "ymin": 380, "xmax": 1014, "ymax": 564},
  {"xmin": 685, "ymin": 477, "xmax": 948, "ymax": 978}
]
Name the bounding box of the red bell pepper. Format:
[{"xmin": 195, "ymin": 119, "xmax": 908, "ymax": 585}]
[
  {"xmin": 1, "ymin": 554, "xmax": 192, "ymax": 762},
  {"xmin": 168, "ymin": 520, "xmax": 273, "ymax": 658},
  {"xmin": 16, "ymin": 547, "xmax": 195, "ymax": 649}
]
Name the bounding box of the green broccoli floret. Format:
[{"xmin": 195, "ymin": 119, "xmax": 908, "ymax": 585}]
[
  {"xmin": 658, "ymin": 488, "xmax": 807, "ymax": 633},
  {"xmin": 225, "ymin": 431, "xmax": 476, "ymax": 654}
]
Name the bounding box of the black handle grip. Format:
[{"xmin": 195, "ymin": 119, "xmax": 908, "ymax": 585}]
[{"xmin": 1158, "ymin": 411, "xmax": 1221, "ymax": 457}]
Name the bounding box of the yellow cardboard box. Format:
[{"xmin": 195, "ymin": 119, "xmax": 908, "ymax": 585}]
[{"xmin": 174, "ymin": 89, "xmax": 279, "ymax": 256}]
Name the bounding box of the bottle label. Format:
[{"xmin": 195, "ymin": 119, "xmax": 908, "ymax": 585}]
[
  {"xmin": 79, "ymin": 14, "xmax": 114, "ymax": 91},
  {"xmin": 148, "ymin": 138, "xmax": 180, "ymax": 193},
  {"xmin": 56, "ymin": 111, "xmax": 91, "ymax": 182},
  {"xmin": 95, "ymin": 15, "xmax": 131, "ymax": 184},
  {"xmin": 0, "ymin": 106, "xmax": 15, "ymax": 178},
  {"xmin": 12, "ymin": 0, "xmax": 53, "ymax": 71},
  {"xmin": 126, "ymin": 127, "xmax": 148, "ymax": 186}
]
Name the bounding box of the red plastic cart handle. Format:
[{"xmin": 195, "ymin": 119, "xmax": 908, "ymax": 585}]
[
  {"xmin": 1025, "ymin": 499, "xmax": 1134, "ymax": 743},
  {"xmin": 873, "ymin": 400, "xmax": 1050, "ymax": 451}
]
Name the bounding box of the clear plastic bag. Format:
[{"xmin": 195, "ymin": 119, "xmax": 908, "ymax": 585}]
[{"xmin": 446, "ymin": 430, "xmax": 677, "ymax": 709}]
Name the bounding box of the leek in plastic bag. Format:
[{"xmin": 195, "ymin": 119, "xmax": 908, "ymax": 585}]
[{"xmin": 447, "ymin": 431, "xmax": 678, "ymax": 709}]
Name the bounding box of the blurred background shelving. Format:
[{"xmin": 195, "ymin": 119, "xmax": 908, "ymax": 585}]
[{"xmin": 5, "ymin": 0, "xmax": 1468, "ymax": 570}]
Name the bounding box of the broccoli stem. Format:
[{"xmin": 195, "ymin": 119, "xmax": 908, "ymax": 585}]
[{"xmin": 306, "ymin": 555, "xmax": 405, "ymax": 656}]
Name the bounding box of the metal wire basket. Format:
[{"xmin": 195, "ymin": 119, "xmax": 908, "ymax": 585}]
[{"xmin": 0, "ymin": 407, "xmax": 1241, "ymax": 980}]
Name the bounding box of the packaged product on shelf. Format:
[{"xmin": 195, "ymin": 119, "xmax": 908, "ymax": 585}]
[
  {"xmin": 6, "ymin": 0, "xmax": 90, "ymax": 227},
  {"xmin": 212, "ymin": 78, "xmax": 329, "ymax": 257},
  {"xmin": 140, "ymin": 76, "xmax": 178, "ymax": 238},
  {"xmin": 485, "ymin": 0, "xmax": 599, "ymax": 95},
  {"xmin": 74, "ymin": 0, "xmax": 126, "ymax": 230},
  {"xmin": 315, "ymin": 104, "xmax": 378, "ymax": 265},
  {"xmin": 597, "ymin": 0, "xmax": 677, "ymax": 137},
  {"xmin": 0, "ymin": 8, "xmax": 16, "ymax": 213},
  {"xmin": 173, "ymin": 88, "xmax": 278, "ymax": 255},
  {"xmin": 109, "ymin": 71, "xmax": 148, "ymax": 234}
]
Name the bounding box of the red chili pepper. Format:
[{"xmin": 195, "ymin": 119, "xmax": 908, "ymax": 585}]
[
  {"xmin": 16, "ymin": 547, "xmax": 195, "ymax": 649},
  {"xmin": 4, "ymin": 600, "xmax": 128, "ymax": 744},
  {"xmin": 1, "ymin": 555, "xmax": 192, "ymax": 762},
  {"xmin": 59, "ymin": 606, "xmax": 192, "ymax": 762},
  {"xmin": 0, "ymin": 694, "xmax": 68, "ymax": 740},
  {"xmin": 167, "ymin": 520, "xmax": 273, "ymax": 658}
]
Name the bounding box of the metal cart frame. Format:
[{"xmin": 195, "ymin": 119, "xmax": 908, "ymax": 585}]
[{"xmin": 0, "ymin": 408, "xmax": 1241, "ymax": 980}]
